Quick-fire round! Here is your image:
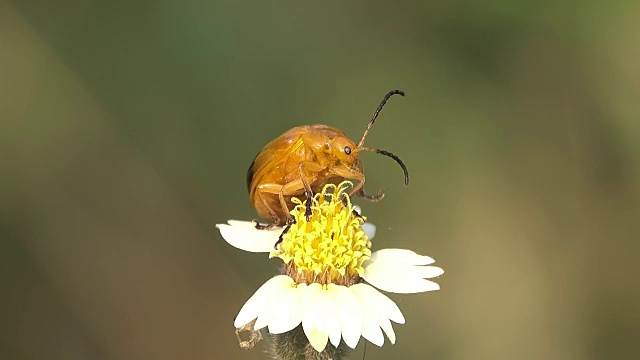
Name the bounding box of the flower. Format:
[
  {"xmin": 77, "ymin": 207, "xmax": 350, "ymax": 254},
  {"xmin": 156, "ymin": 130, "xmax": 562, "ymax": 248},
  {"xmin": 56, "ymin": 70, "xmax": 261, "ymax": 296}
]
[{"xmin": 217, "ymin": 182, "xmax": 443, "ymax": 353}]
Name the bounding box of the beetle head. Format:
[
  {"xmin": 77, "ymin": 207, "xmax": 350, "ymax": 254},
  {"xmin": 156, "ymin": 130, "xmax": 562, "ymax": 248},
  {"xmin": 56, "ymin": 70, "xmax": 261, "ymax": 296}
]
[{"xmin": 330, "ymin": 135, "xmax": 359, "ymax": 166}]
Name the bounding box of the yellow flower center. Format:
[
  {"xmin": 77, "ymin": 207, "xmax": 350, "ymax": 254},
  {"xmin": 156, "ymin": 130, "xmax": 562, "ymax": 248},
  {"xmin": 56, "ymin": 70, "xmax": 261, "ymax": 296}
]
[{"xmin": 270, "ymin": 181, "xmax": 372, "ymax": 286}]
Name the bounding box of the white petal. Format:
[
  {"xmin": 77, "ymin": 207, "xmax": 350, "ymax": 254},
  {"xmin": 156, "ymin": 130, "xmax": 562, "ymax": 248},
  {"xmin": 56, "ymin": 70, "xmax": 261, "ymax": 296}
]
[
  {"xmin": 351, "ymin": 283, "xmax": 405, "ymax": 324},
  {"xmin": 403, "ymin": 265, "xmax": 445, "ymax": 279},
  {"xmin": 216, "ymin": 220, "xmax": 283, "ymax": 252},
  {"xmin": 302, "ymin": 284, "xmax": 329, "ymax": 352},
  {"xmin": 324, "ymin": 285, "xmax": 343, "ymax": 347},
  {"xmin": 350, "ymin": 284, "xmax": 405, "ymax": 346},
  {"xmin": 361, "ymin": 223, "xmax": 376, "ymax": 240},
  {"xmin": 254, "ymin": 289, "xmax": 280, "ymax": 330},
  {"xmin": 364, "ymin": 263, "xmax": 443, "ymax": 294},
  {"xmin": 399, "ymin": 278, "xmax": 441, "ymax": 293},
  {"xmin": 363, "ymin": 248, "xmax": 443, "ymax": 294},
  {"xmin": 234, "ymin": 275, "xmax": 293, "ymax": 328},
  {"xmin": 327, "ymin": 315, "xmax": 342, "ymax": 346},
  {"xmin": 255, "ymin": 280, "xmax": 305, "ymax": 332},
  {"xmin": 361, "ymin": 316, "xmax": 384, "ymax": 346},
  {"xmin": 267, "ymin": 283, "xmax": 307, "ymax": 334},
  {"xmin": 377, "ymin": 316, "xmax": 396, "ymax": 344},
  {"xmin": 370, "ymin": 248, "xmax": 435, "ymax": 265},
  {"xmin": 333, "ymin": 285, "xmax": 363, "ymax": 349}
]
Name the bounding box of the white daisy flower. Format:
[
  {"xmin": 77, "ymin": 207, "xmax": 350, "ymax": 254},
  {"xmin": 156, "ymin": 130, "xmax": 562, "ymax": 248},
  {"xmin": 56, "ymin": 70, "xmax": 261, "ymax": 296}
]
[{"xmin": 216, "ymin": 182, "xmax": 443, "ymax": 355}]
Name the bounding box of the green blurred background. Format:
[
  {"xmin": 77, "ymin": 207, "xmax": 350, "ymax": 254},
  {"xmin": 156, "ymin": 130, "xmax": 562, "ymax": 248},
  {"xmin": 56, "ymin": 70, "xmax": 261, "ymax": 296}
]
[{"xmin": 1, "ymin": 0, "xmax": 639, "ymax": 359}]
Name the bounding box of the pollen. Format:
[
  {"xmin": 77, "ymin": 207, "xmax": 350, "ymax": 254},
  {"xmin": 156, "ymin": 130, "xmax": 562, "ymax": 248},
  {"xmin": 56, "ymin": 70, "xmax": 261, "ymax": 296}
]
[{"xmin": 270, "ymin": 182, "xmax": 372, "ymax": 286}]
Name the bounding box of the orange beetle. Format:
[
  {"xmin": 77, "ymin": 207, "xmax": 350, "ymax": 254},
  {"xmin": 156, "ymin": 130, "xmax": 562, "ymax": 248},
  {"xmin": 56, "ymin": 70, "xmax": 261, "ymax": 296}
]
[{"xmin": 247, "ymin": 90, "xmax": 409, "ymax": 228}]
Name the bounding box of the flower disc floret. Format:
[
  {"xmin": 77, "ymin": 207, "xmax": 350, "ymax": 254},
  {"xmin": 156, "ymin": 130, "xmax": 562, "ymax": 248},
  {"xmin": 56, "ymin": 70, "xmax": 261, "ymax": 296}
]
[{"xmin": 271, "ymin": 182, "xmax": 372, "ymax": 285}]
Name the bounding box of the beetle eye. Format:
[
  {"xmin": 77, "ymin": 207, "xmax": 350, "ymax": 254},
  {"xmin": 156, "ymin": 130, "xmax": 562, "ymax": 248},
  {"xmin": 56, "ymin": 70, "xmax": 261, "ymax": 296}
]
[{"xmin": 344, "ymin": 146, "xmax": 352, "ymax": 155}]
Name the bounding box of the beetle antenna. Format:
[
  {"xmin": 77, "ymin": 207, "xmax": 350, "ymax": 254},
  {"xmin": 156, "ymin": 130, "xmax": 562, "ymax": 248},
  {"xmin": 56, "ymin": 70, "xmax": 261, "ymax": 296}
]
[
  {"xmin": 357, "ymin": 146, "xmax": 409, "ymax": 186},
  {"xmin": 357, "ymin": 89, "xmax": 405, "ymax": 148}
]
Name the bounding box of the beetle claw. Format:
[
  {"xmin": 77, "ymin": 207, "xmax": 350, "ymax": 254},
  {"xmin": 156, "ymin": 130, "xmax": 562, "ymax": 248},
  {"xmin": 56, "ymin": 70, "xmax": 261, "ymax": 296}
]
[
  {"xmin": 253, "ymin": 219, "xmax": 277, "ymax": 230},
  {"xmin": 356, "ymin": 188, "xmax": 385, "ymax": 202}
]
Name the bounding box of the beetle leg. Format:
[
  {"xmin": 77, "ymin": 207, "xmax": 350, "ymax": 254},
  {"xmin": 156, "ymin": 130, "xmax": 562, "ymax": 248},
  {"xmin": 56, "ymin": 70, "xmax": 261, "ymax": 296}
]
[
  {"xmin": 298, "ymin": 161, "xmax": 321, "ymax": 221},
  {"xmin": 331, "ymin": 166, "xmax": 384, "ymax": 202},
  {"xmin": 274, "ymin": 217, "xmax": 296, "ymax": 249},
  {"xmin": 328, "ymin": 165, "xmax": 366, "ymax": 197},
  {"xmin": 257, "ymin": 181, "xmax": 308, "ymax": 224},
  {"xmin": 354, "ymin": 187, "xmax": 385, "ymax": 202},
  {"xmin": 276, "ymin": 188, "xmax": 293, "ymax": 224},
  {"xmin": 258, "ymin": 175, "xmax": 324, "ymax": 226},
  {"xmin": 252, "ymin": 219, "xmax": 278, "ymax": 230},
  {"xmin": 254, "ymin": 185, "xmax": 286, "ymax": 227}
]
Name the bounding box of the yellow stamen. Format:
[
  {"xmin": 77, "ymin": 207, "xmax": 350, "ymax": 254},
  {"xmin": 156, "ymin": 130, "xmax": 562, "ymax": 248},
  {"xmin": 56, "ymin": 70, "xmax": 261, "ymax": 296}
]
[{"xmin": 270, "ymin": 181, "xmax": 372, "ymax": 286}]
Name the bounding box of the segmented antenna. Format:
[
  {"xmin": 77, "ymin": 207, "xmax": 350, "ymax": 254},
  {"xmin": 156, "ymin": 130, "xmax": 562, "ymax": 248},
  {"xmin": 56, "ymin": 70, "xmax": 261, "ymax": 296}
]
[
  {"xmin": 358, "ymin": 146, "xmax": 410, "ymax": 186},
  {"xmin": 357, "ymin": 89, "xmax": 405, "ymax": 148}
]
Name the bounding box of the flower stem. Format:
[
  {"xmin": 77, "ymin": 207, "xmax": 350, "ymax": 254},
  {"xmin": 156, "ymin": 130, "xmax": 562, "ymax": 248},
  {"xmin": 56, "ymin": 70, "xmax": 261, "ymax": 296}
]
[{"xmin": 269, "ymin": 326, "xmax": 350, "ymax": 360}]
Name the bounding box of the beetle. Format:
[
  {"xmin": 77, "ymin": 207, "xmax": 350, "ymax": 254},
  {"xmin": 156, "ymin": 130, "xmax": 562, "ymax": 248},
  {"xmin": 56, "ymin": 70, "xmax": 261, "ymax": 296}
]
[{"xmin": 247, "ymin": 89, "xmax": 409, "ymax": 228}]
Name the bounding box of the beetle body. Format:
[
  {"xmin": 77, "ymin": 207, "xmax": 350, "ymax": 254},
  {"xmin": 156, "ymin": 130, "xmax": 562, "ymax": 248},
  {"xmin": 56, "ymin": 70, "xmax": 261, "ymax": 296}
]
[
  {"xmin": 248, "ymin": 125, "xmax": 363, "ymax": 225},
  {"xmin": 247, "ymin": 90, "xmax": 409, "ymax": 227}
]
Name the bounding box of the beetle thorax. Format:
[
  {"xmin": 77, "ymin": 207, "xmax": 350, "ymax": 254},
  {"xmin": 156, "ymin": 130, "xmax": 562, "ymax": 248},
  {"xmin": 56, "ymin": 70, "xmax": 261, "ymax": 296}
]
[{"xmin": 302, "ymin": 127, "xmax": 358, "ymax": 167}]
